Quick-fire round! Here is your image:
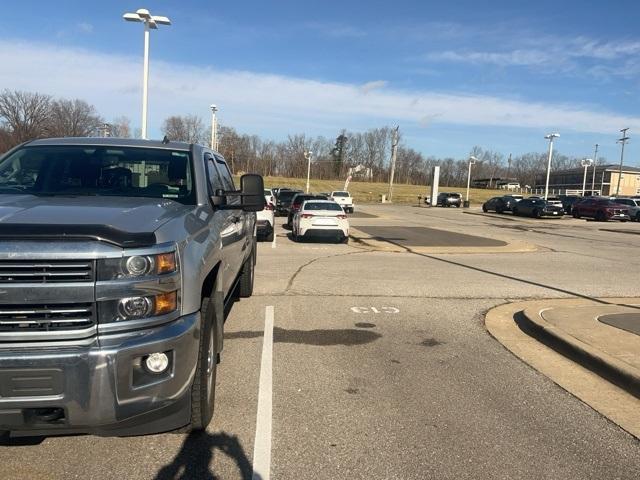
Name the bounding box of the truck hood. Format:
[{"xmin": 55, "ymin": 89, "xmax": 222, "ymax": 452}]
[{"xmin": 0, "ymin": 195, "xmax": 190, "ymax": 242}]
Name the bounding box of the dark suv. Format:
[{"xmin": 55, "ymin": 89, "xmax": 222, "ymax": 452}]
[
  {"xmin": 275, "ymin": 189, "xmax": 303, "ymax": 216},
  {"xmin": 437, "ymin": 192, "xmax": 462, "ymax": 207}
]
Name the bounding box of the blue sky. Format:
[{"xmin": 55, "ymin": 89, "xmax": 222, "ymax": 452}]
[{"xmin": 1, "ymin": 0, "xmax": 640, "ymax": 164}]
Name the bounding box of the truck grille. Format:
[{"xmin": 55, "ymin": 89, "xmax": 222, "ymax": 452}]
[
  {"xmin": 0, "ymin": 303, "xmax": 95, "ymax": 332},
  {"xmin": 0, "ymin": 260, "xmax": 94, "ymax": 283}
]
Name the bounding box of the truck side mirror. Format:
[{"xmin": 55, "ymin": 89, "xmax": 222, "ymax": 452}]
[{"xmin": 240, "ymin": 174, "xmax": 265, "ymax": 212}]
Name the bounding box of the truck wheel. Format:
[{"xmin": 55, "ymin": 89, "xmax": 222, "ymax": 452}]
[
  {"xmin": 188, "ymin": 297, "xmax": 218, "ymax": 432},
  {"xmin": 265, "ymin": 229, "xmax": 274, "ymax": 242},
  {"xmin": 238, "ymin": 244, "xmax": 255, "ymax": 298}
]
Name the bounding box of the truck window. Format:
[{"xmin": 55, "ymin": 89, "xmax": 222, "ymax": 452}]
[
  {"xmin": 205, "ymin": 153, "xmax": 224, "ymax": 193},
  {"xmin": 214, "ymin": 155, "xmax": 235, "ymax": 191}
]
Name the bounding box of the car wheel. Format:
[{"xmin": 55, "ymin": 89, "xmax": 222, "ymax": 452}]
[
  {"xmin": 595, "ymin": 211, "xmax": 607, "ymax": 222},
  {"xmin": 512, "ymin": 208, "xmax": 519, "ymax": 216},
  {"xmin": 496, "ymin": 208, "xmax": 504, "ymax": 214},
  {"xmin": 187, "ymin": 296, "xmax": 218, "ymax": 432},
  {"xmin": 482, "ymin": 205, "xmax": 488, "ymax": 212},
  {"xmin": 572, "ymin": 210, "xmax": 580, "ymax": 219},
  {"xmin": 533, "ymin": 209, "xmax": 542, "ymax": 219},
  {"xmin": 636, "ymin": 212, "xmax": 640, "ymax": 222},
  {"xmin": 238, "ymin": 242, "xmax": 256, "ymax": 298}
]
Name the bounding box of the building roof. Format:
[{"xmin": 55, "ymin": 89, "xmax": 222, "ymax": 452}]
[{"xmin": 548, "ymin": 164, "xmax": 640, "ymax": 176}]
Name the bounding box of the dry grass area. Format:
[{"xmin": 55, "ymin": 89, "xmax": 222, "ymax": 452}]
[{"xmin": 259, "ymin": 176, "xmax": 507, "ymax": 205}]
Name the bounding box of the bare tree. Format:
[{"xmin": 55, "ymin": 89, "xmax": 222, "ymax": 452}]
[
  {"xmin": 0, "ymin": 90, "xmax": 52, "ymax": 144},
  {"xmin": 161, "ymin": 115, "xmax": 207, "ymax": 143},
  {"xmin": 48, "ymin": 98, "xmax": 103, "ymax": 137},
  {"xmin": 110, "ymin": 116, "xmax": 133, "ymax": 138}
]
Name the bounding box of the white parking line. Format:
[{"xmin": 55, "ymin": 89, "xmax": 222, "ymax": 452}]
[{"xmin": 252, "ymin": 305, "xmax": 274, "ymax": 480}]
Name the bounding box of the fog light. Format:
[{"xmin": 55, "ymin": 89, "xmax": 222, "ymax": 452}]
[
  {"xmin": 119, "ymin": 296, "xmax": 153, "ymax": 319},
  {"xmin": 145, "ymin": 352, "xmax": 169, "ymax": 374}
]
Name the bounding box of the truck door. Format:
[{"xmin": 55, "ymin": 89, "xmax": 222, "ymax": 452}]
[{"xmin": 205, "ymin": 153, "xmax": 245, "ymax": 295}]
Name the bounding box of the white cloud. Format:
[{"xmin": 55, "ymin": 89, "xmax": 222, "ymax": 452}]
[
  {"xmin": 425, "ymin": 49, "xmax": 551, "ymax": 67},
  {"xmin": 360, "ymin": 80, "xmax": 388, "ymax": 94},
  {"xmin": 0, "ymin": 39, "xmax": 639, "ymax": 138}
]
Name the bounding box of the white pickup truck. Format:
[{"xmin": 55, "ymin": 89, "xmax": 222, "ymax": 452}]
[{"xmin": 330, "ymin": 191, "xmax": 354, "ymax": 213}]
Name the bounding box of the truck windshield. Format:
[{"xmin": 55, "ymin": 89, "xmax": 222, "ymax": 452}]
[{"xmin": 0, "ymin": 145, "xmax": 194, "ymax": 204}]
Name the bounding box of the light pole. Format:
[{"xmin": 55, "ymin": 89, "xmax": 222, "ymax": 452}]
[
  {"xmin": 581, "ymin": 158, "xmax": 593, "ymax": 196},
  {"xmin": 591, "ymin": 143, "xmax": 598, "ymax": 194},
  {"xmin": 466, "ymin": 155, "xmax": 478, "ymax": 205},
  {"xmin": 616, "ymin": 128, "xmax": 630, "ymax": 196},
  {"xmin": 388, "ymin": 126, "xmax": 399, "ymax": 201},
  {"xmin": 304, "ymin": 150, "xmax": 313, "ymax": 193},
  {"xmin": 210, "ymin": 104, "xmax": 218, "ymax": 151},
  {"xmin": 123, "ymin": 8, "xmax": 171, "ymax": 140},
  {"xmin": 543, "ymin": 133, "xmax": 560, "ymax": 200}
]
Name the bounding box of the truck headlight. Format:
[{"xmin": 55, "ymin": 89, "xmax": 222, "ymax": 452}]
[
  {"xmin": 98, "ymin": 252, "xmax": 177, "ymax": 280},
  {"xmin": 99, "ymin": 291, "xmax": 178, "ymax": 323}
]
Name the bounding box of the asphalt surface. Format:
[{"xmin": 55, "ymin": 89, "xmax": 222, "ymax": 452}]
[
  {"xmin": 2, "ymin": 204, "xmax": 640, "ymax": 479},
  {"xmin": 599, "ymin": 313, "xmax": 640, "ymax": 336},
  {"xmin": 355, "ymin": 225, "xmax": 507, "ymax": 247}
]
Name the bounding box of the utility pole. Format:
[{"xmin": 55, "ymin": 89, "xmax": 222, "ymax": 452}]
[
  {"xmin": 210, "ymin": 104, "xmax": 218, "ymax": 151},
  {"xmin": 506, "ymin": 153, "xmax": 512, "ymax": 179},
  {"xmin": 616, "ymin": 128, "xmax": 630, "ymax": 196},
  {"xmin": 304, "ymin": 150, "xmax": 313, "ymax": 193},
  {"xmin": 543, "ymin": 133, "xmax": 560, "ymax": 200},
  {"xmin": 591, "ymin": 143, "xmax": 598, "ymax": 194},
  {"xmin": 388, "ymin": 125, "xmax": 399, "ymax": 201}
]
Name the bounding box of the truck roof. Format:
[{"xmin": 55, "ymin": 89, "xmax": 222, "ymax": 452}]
[{"xmin": 24, "ymin": 137, "xmax": 195, "ymax": 151}]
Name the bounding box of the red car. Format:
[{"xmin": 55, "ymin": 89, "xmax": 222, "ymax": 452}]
[{"xmin": 571, "ymin": 198, "xmax": 630, "ymax": 222}]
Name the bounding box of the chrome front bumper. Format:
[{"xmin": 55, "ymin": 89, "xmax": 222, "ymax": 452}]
[{"xmin": 0, "ymin": 312, "xmax": 200, "ymax": 436}]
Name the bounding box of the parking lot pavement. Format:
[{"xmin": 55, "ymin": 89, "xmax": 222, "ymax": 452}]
[{"xmin": 2, "ymin": 205, "xmax": 640, "ymax": 479}]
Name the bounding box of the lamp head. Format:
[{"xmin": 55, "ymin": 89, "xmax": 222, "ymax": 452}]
[{"xmin": 544, "ymin": 133, "xmax": 560, "ymax": 140}]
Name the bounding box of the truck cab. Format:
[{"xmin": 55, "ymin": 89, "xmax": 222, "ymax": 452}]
[{"xmin": 0, "ymin": 137, "xmax": 263, "ymax": 438}]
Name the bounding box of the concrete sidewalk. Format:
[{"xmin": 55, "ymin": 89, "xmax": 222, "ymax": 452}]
[{"xmin": 520, "ymin": 300, "xmax": 640, "ymax": 399}]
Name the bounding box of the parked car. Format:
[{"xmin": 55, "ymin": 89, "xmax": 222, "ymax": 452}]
[
  {"xmin": 512, "ymin": 198, "xmax": 564, "ymax": 218},
  {"xmin": 275, "ymin": 188, "xmax": 303, "ymax": 216},
  {"xmin": 501, "ymin": 195, "xmax": 523, "ymax": 211},
  {"xmin": 0, "ymin": 137, "xmax": 264, "ymax": 438},
  {"xmin": 571, "ymin": 198, "xmax": 630, "ymax": 222},
  {"xmin": 329, "ymin": 191, "xmax": 354, "ymax": 213},
  {"xmin": 482, "ymin": 197, "xmax": 509, "ymax": 213},
  {"xmin": 610, "ymin": 198, "xmax": 640, "ymax": 221},
  {"xmin": 559, "ymin": 195, "xmax": 580, "ymax": 214},
  {"xmin": 257, "ymin": 201, "xmax": 275, "ymax": 241},
  {"xmin": 264, "ymin": 188, "xmax": 275, "ymax": 207},
  {"xmin": 436, "ymin": 192, "xmax": 462, "ymax": 207},
  {"xmin": 292, "ymin": 200, "xmax": 349, "ymax": 243},
  {"xmin": 287, "ymin": 193, "xmax": 328, "ymax": 227},
  {"xmin": 546, "ymin": 196, "xmax": 564, "ymax": 208}
]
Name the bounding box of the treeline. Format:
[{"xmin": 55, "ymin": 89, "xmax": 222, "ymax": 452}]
[{"xmin": 0, "ymin": 89, "xmax": 603, "ymax": 188}]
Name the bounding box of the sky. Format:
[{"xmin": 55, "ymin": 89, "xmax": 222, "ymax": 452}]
[{"xmin": 1, "ymin": 0, "xmax": 640, "ymax": 164}]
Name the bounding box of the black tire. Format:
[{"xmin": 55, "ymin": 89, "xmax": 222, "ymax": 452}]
[
  {"xmin": 238, "ymin": 243, "xmax": 255, "ymax": 298},
  {"xmin": 595, "ymin": 211, "xmax": 607, "ymax": 222},
  {"xmin": 496, "ymin": 207, "xmax": 504, "ymax": 214},
  {"xmin": 533, "ymin": 209, "xmax": 542, "ymax": 219},
  {"xmin": 341, "ymin": 235, "xmax": 349, "ymax": 244},
  {"xmin": 187, "ymin": 297, "xmax": 218, "ymax": 432},
  {"xmin": 512, "ymin": 208, "xmax": 519, "ymax": 216},
  {"xmin": 572, "ymin": 210, "xmax": 580, "ymax": 219},
  {"xmin": 264, "ymin": 229, "xmax": 274, "ymax": 242},
  {"xmin": 482, "ymin": 205, "xmax": 488, "ymax": 212},
  {"xmin": 636, "ymin": 212, "xmax": 640, "ymax": 222}
]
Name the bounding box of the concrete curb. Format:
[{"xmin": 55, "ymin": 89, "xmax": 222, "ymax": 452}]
[
  {"xmin": 485, "ymin": 298, "xmax": 640, "ymax": 440},
  {"xmin": 520, "ymin": 306, "xmax": 640, "ymax": 399}
]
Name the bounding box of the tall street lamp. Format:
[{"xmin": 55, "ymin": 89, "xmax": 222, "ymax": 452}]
[
  {"xmin": 616, "ymin": 128, "xmax": 630, "ymax": 196},
  {"xmin": 581, "ymin": 158, "xmax": 593, "ymax": 196},
  {"xmin": 123, "ymin": 8, "xmax": 171, "ymax": 140},
  {"xmin": 465, "ymin": 155, "xmax": 478, "ymax": 206},
  {"xmin": 210, "ymin": 104, "xmax": 219, "ymax": 151},
  {"xmin": 591, "ymin": 143, "xmax": 598, "ymax": 194},
  {"xmin": 304, "ymin": 150, "xmax": 313, "ymax": 193},
  {"xmin": 543, "ymin": 133, "xmax": 560, "ymax": 200}
]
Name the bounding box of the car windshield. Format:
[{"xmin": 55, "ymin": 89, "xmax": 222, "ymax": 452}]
[
  {"xmin": 332, "ymin": 191, "xmax": 349, "ymax": 197},
  {"xmin": 304, "ymin": 202, "xmax": 343, "ymax": 211},
  {"xmin": 0, "ymin": 145, "xmax": 194, "ymax": 203}
]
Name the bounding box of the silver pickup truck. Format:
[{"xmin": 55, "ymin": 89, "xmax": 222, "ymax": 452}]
[{"xmin": 0, "ymin": 137, "xmax": 264, "ymax": 438}]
